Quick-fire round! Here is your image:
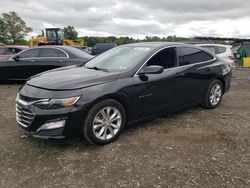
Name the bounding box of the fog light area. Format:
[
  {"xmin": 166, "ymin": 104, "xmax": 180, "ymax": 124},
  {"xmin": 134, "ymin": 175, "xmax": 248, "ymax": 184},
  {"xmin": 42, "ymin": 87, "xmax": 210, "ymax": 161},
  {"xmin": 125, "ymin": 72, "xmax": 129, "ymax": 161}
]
[{"xmin": 37, "ymin": 120, "xmax": 66, "ymax": 132}]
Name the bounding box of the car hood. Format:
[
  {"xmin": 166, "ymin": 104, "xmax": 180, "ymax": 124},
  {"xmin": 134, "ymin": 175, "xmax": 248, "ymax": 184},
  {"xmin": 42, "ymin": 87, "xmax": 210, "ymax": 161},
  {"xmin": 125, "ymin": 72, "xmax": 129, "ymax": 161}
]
[{"xmin": 27, "ymin": 66, "xmax": 121, "ymax": 90}]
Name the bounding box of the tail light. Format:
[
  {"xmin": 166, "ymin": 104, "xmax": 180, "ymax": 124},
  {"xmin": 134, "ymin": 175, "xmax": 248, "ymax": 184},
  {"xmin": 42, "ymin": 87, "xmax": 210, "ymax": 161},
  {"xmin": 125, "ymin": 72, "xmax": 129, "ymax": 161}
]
[
  {"xmin": 228, "ymin": 54, "xmax": 236, "ymax": 68},
  {"xmin": 228, "ymin": 54, "xmax": 235, "ymax": 61}
]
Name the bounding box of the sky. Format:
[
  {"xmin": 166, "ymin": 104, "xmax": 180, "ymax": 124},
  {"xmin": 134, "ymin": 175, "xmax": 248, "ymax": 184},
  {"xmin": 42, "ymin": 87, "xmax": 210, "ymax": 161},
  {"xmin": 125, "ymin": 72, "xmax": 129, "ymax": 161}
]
[{"xmin": 1, "ymin": 0, "xmax": 250, "ymax": 39}]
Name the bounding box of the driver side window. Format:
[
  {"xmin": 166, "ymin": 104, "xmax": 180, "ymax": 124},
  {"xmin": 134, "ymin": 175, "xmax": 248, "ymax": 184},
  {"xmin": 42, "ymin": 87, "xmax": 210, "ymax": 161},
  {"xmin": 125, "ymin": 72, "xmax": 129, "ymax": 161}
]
[{"xmin": 147, "ymin": 47, "xmax": 177, "ymax": 69}]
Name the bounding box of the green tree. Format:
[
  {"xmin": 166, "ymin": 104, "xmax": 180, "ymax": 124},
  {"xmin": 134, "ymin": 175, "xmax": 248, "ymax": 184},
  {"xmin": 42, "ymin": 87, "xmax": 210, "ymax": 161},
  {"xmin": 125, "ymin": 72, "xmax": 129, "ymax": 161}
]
[
  {"xmin": 64, "ymin": 26, "xmax": 78, "ymax": 40},
  {"xmin": 0, "ymin": 19, "xmax": 7, "ymax": 44},
  {"xmin": 79, "ymin": 35, "xmax": 199, "ymax": 47},
  {"xmin": 1, "ymin": 11, "xmax": 32, "ymax": 44}
]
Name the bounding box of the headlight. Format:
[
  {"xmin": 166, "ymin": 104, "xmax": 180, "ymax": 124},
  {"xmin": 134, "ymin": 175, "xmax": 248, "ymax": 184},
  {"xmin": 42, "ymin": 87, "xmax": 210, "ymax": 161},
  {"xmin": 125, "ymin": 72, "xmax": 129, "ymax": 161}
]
[{"xmin": 34, "ymin": 96, "xmax": 80, "ymax": 109}]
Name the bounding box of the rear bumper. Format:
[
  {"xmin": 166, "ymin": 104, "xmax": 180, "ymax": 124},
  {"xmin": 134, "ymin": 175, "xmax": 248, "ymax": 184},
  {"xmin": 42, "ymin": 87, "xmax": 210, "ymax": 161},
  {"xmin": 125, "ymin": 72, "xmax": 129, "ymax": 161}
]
[{"xmin": 223, "ymin": 70, "xmax": 232, "ymax": 93}]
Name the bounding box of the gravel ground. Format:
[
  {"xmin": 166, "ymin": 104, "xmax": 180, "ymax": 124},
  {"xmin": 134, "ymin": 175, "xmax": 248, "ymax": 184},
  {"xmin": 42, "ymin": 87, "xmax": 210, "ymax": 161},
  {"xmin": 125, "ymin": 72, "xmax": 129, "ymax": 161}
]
[{"xmin": 0, "ymin": 68, "xmax": 250, "ymax": 188}]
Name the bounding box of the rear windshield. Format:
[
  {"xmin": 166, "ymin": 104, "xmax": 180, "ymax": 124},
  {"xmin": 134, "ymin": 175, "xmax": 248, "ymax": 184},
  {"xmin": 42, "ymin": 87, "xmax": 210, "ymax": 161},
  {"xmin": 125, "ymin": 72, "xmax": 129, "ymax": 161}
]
[
  {"xmin": 201, "ymin": 45, "xmax": 226, "ymax": 54},
  {"xmin": 95, "ymin": 44, "xmax": 116, "ymax": 49},
  {"xmin": 217, "ymin": 47, "xmax": 226, "ymax": 54},
  {"xmin": 67, "ymin": 47, "xmax": 93, "ymax": 59}
]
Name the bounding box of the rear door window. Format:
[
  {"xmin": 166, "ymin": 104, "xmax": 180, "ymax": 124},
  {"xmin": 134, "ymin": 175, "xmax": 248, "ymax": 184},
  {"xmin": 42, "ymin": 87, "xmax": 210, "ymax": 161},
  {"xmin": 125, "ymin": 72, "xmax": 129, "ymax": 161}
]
[
  {"xmin": 179, "ymin": 47, "xmax": 214, "ymax": 66},
  {"xmin": 40, "ymin": 48, "xmax": 67, "ymax": 58}
]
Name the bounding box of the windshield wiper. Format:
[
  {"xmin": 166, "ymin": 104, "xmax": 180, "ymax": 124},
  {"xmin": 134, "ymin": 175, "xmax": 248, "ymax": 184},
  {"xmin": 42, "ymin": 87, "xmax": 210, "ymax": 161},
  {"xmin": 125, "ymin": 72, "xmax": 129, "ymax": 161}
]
[{"xmin": 85, "ymin": 66, "xmax": 109, "ymax": 72}]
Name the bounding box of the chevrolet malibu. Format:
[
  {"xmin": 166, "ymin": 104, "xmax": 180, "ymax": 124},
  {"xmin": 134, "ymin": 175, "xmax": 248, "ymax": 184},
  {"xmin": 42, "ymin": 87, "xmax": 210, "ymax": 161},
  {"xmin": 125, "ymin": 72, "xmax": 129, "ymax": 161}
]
[{"xmin": 16, "ymin": 42, "xmax": 232, "ymax": 145}]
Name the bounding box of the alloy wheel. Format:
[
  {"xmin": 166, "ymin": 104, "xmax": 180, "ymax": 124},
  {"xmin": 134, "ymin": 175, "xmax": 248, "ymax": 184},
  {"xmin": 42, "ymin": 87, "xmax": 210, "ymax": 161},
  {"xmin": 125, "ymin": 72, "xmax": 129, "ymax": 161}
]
[
  {"xmin": 209, "ymin": 83, "xmax": 222, "ymax": 106},
  {"xmin": 92, "ymin": 106, "xmax": 122, "ymax": 140}
]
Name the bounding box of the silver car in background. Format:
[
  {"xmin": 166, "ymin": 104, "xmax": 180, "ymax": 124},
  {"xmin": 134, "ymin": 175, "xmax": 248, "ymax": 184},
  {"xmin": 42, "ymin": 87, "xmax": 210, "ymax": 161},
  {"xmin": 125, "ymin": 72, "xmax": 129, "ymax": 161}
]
[{"xmin": 197, "ymin": 44, "xmax": 235, "ymax": 67}]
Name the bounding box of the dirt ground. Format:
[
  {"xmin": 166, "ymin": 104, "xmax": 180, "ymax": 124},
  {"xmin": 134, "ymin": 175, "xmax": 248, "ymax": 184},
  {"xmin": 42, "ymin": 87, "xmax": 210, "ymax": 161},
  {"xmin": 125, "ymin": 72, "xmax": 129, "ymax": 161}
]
[{"xmin": 0, "ymin": 68, "xmax": 250, "ymax": 188}]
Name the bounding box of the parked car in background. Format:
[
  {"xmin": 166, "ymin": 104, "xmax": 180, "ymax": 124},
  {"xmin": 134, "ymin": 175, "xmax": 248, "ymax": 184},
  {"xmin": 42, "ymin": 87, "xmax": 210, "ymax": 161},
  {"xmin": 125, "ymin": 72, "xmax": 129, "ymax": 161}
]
[
  {"xmin": 0, "ymin": 45, "xmax": 29, "ymax": 61},
  {"xmin": 71, "ymin": 45, "xmax": 87, "ymax": 51},
  {"xmin": 86, "ymin": 47, "xmax": 92, "ymax": 54},
  {"xmin": 91, "ymin": 43, "xmax": 116, "ymax": 55},
  {"xmin": 0, "ymin": 46, "xmax": 93, "ymax": 80},
  {"xmin": 16, "ymin": 42, "xmax": 232, "ymax": 145},
  {"xmin": 71, "ymin": 45, "xmax": 94, "ymax": 54},
  {"xmin": 197, "ymin": 44, "xmax": 235, "ymax": 67}
]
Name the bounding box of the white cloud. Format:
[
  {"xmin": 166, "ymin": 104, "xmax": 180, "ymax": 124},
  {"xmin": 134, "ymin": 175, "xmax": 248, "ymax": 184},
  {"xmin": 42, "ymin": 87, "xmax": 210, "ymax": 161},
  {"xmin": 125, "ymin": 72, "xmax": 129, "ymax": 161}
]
[{"xmin": 1, "ymin": 0, "xmax": 250, "ymax": 39}]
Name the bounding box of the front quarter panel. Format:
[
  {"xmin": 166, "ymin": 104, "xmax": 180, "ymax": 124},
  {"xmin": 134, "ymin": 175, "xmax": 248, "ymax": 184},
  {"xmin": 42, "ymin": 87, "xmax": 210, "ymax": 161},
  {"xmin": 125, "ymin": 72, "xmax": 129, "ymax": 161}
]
[{"xmin": 78, "ymin": 77, "xmax": 135, "ymax": 121}]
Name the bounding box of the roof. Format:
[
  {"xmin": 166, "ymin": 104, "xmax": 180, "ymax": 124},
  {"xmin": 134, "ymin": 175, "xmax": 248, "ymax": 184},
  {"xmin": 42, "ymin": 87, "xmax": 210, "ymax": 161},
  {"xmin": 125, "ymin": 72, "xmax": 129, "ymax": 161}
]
[
  {"xmin": 195, "ymin": 37, "xmax": 250, "ymax": 42},
  {"xmin": 0, "ymin": 45, "xmax": 29, "ymax": 49},
  {"xmin": 29, "ymin": 45, "xmax": 93, "ymax": 59},
  {"xmin": 31, "ymin": 45, "xmax": 71, "ymax": 49},
  {"xmin": 197, "ymin": 43, "xmax": 232, "ymax": 48},
  {"xmin": 124, "ymin": 42, "xmax": 184, "ymax": 49}
]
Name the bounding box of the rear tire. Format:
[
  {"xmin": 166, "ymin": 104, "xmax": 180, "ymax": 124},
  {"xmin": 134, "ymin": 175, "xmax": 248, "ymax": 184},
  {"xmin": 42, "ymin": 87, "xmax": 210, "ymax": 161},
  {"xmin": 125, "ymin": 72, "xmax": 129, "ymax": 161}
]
[
  {"xmin": 83, "ymin": 99, "xmax": 126, "ymax": 145},
  {"xmin": 202, "ymin": 79, "xmax": 223, "ymax": 109}
]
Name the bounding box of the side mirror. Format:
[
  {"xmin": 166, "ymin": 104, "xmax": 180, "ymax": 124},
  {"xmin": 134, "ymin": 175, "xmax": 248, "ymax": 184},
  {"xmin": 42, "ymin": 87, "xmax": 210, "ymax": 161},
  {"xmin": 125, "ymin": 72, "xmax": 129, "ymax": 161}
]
[
  {"xmin": 12, "ymin": 55, "xmax": 20, "ymax": 61},
  {"xmin": 138, "ymin": 65, "xmax": 164, "ymax": 75}
]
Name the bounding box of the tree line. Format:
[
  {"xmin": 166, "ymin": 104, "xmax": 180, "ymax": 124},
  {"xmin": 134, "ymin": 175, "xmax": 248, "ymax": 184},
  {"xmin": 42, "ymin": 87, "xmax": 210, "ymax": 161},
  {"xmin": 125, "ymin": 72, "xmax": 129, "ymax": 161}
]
[
  {"xmin": 81, "ymin": 35, "xmax": 196, "ymax": 47},
  {"xmin": 0, "ymin": 11, "xmax": 196, "ymax": 47}
]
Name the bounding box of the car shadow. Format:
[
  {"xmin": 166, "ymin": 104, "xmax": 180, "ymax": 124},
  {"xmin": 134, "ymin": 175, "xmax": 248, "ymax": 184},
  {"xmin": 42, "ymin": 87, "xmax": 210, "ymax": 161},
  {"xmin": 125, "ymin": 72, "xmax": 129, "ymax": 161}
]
[
  {"xmin": 123, "ymin": 105, "xmax": 203, "ymax": 132},
  {"xmin": 19, "ymin": 105, "xmax": 204, "ymax": 150},
  {"xmin": 0, "ymin": 80, "xmax": 26, "ymax": 85},
  {"xmin": 22, "ymin": 134, "xmax": 98, "ymax": 150}
]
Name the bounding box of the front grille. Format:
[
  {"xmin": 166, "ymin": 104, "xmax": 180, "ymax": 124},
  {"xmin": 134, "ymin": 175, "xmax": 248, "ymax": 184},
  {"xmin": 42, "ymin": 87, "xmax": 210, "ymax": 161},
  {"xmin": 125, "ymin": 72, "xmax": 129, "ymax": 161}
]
[{"xmin": 16, "ymin": 102, "xmax": 35, "ymax": 128}]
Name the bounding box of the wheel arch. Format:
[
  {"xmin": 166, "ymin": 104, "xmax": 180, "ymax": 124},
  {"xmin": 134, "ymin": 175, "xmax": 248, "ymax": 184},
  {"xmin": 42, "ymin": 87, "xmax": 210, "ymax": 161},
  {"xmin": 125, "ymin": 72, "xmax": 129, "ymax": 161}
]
[
  {"xmin": 86, "ymin": 94, "xmax": 131, "ymax": 123},
  {"xmin": 215, "ymin": 77, "xmax": 226, "ymax": 94}
]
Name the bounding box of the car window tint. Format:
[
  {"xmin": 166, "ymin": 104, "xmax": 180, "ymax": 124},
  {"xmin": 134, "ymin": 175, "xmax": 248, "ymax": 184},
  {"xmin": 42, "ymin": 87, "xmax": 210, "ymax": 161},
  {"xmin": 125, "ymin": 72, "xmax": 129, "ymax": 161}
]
[
  {"xmin": 0, "ymin": 48, "xmax": 7, "ymax": 54},
  {"xmin": 57, "ymin": 50, "xmax": 67, "ymax": 57},
  {"xmin": 85, "ymin": 46, "xmax": 153, "ymax": 70},
  {"xmin": 179, "ymin": 47, "xmax": 213, "ymax": 66},
  {"xmin": 40, "ymin": 48, "xmax": 67, "ymax": 58},
  {"xmin": 18, "ymin": 49, "xmax": 40, "ymax": 58},
  {"xmin": 8, "ymin": 48, "xmax": 21, "ymax": 54},
  {"xmin": 202, "ymin": 46, "xmax": 216, "ymax": 54},
  {"xmin": 217, "ymin": 46, "xmax": 226, "ymax": 54},
  {"xmin": 147, "ymin": 47, "xmax": 177, "ymax": 69},
  {"xmin": 68, "ymin": 47, "xmax": 93, "ymax": 59}
]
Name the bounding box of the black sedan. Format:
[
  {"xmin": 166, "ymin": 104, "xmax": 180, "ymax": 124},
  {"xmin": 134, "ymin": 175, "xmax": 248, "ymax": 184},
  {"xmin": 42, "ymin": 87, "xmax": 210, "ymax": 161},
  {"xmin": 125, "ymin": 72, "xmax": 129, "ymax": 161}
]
[
  {"xmin": 16, "ymin": 42, "xmax": 232, "ymax": 145},
  {"xmin": 0, "ymin": 46, "xmax": 93, "ymax": 80}
]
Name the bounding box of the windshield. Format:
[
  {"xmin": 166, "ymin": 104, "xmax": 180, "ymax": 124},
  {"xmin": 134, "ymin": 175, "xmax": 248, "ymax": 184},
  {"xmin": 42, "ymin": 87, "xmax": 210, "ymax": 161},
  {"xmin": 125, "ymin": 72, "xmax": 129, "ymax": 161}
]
[
  {"xmin": 57, "ymin": 29, "xmax": 64, "ymax": 40},
  {"xmin": 46, "ymin": 30, "xmax": 57, "ymax": 41},
  {"xmin": 84, "ymin": 46, "xmax": 152, "ymax": 71}
]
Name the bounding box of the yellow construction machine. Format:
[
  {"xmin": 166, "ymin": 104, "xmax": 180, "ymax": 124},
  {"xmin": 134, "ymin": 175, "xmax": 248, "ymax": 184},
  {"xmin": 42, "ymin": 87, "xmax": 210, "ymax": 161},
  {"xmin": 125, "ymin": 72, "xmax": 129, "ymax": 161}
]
[{"xmin": 29, "ymin": 28, "xmax": 85, "ymax": 47}]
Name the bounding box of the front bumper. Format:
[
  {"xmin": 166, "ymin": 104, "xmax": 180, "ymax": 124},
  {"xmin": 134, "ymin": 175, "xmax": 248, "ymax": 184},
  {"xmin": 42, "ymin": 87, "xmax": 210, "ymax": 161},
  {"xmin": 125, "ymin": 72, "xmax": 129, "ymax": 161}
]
[
  {"xmin": 16, "ymin": 97, "xmax": 87, "ymax": 139},
  {"xmin": 19, "ymin": 126, "xmax": 65, "ymax": 139}
]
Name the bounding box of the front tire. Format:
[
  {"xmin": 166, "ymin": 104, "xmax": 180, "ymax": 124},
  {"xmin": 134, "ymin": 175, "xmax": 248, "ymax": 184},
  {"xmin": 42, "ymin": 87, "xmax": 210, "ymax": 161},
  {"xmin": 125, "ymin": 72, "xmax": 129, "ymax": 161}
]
[
  {"xmin": 202, "ymin": 79, "xmax": 223, "ymax": 109},
  {"xmin": 83, "ymin": 99, "xmax": 126, "ymax": 145}
]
